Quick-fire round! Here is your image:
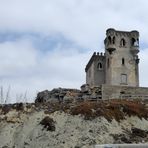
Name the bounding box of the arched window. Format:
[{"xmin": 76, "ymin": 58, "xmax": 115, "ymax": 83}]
[
  {"xmin": 120, "ymin": 38, "xmax": 126, "ymax": 47},
  {"xmin": 131, "ymin": 38, "xmax": 136, "ymax": 46},
  {"xmin": 107, "ymin": 58, "xmax": 110, "ymax": 68},
  {"xmin": 131, "ymin": 38, "xmax": 139, "ymax": 46},
  {"xmin": 108, "ymin": 36, "xmax": 111, "ymax": 44},
  {"xmin": 113, "ymin": 36, "xmax": 115, "ymax": 44},
  {"xmin": 137, "ymin": 38, "xmax": 139, "ymax": 45},
  {"xmin": 97, "ymin": 62, "xmax": 103, "ymax": 70},
  {"xmin": 122, "ymin": 58, "xmax": 125, "ymax": 65}
]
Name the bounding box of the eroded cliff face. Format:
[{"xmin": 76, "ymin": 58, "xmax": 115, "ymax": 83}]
[{"xmin": 0, "ymin": 100, "xmax": 148, "ymax": 148}]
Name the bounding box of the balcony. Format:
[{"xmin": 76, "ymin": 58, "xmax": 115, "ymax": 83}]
[
  {"xmin": 106, "ymin": 44, "xmax": 116, "ymax": 54},
  {"xmin": 130, "ymin": 46, "xmax": 139, "ymax": 55}
]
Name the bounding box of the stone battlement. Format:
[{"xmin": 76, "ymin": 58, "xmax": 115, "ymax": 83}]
[
  {"xmin": 95, "ymin": 52, "xmax": 105, "ymax": 56},
  {"xmin": 106, "ymin": 28, "xmax": 139, "ymax": 37},
  {"xmin": 85, "ymin": 52, "xmax": 105, "ymax": 72}
]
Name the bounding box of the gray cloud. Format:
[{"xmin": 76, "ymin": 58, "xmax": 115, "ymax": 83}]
[
  {"xmin": 1, "ymin": 0, "xmax": 148, "ymax": 48},
  {"xmin": 0, "ymin": 38, "xmax": 92, "ymax": 102},
  {"xmin": 0, "ymin": 0, "xmax": 148, "ymax": 102}
]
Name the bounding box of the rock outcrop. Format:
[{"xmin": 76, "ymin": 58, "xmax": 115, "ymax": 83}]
[
  {"xmin": 35, "ymin": 87, "xmax": 102, "ymax": 103},
  {"xmin": 35, "ymin": 88, "xmax": 81, "ymax": 103}
]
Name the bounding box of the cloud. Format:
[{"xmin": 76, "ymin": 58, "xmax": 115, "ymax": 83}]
[
  {"xmin": 0, "ymin": 0, "xmax": 148, "ymax": 102},
  {"xmin": 0, "ymin": 38, "xmax": 92, "ymax": 103},
  {"xmin": 0, "ymin": 0, "xmax": 148, "ymax": 48},
  {"xmin": 139, "ymin": 48, "xmax": 148, "ymax": 87},
  {"xmin": 0, "ymin": 40, "xmax": 37, "ymax": 76},
  {"xmin": 0, "ymin": 40, "xmax": 37, "ymax": 102}
]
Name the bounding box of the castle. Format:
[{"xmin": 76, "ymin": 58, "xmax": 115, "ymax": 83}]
[
  {"xmin": 83, "ymin": 28, "xmax": 148, "ymax": 99},
  {"xmin": 86, "ymin": 28, "xmax": 139, "ymax": 87}
]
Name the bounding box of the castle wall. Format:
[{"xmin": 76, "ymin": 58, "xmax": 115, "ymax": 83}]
[
  {"xmin": 105, "ymin": 48, "xmax": 139, "ymax": 86},
  {"xmin": 102, "ymin": 84, "xmax": 148, "ymax": 99},
  {"xmin": 93, "ymin": 53, "xmax": 105, "ymax": 86},
  {"xmin": 86, "ymin": 61, "xmax": 95, "ymax": 86},
  {"xmin": 86, "ymin": 52, "xmax": 105, "ymax": 87}
]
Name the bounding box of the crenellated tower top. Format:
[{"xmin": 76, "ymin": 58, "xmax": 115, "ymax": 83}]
[{"xmin": 104, "ymin": 28, "xmax": 139, "ymax": 55}]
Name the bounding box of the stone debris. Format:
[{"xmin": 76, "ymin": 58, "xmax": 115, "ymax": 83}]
[
  {"xmin": 35, "ymin": 88, "xmax": 82, "ymax": 103},
  {"xmin": 35, "ymin": 87, "xmax": 102, "ymax": 103}
]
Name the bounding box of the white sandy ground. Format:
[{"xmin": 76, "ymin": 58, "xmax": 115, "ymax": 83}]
[{"xmin": 0, "ymin": 109, "xmax": 148, "ymax": 148}]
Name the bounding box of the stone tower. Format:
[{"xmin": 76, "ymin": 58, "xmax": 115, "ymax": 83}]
[
  {"xmin": 85, "ymin": 28, "xmax": 140, "ymax": 87},
  {"xmin": 105, "ymin": 28, "xmax": 139, "ymax": 87}
]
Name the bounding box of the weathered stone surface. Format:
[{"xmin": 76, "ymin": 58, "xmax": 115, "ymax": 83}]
[
  {"xmin": 35, "ymin": 88, "xmax": 81, "ymax": 103},
  {"xmin": 35, "ymin": 84, "xmax": 148, "ymax": 103},
  {"xmin": 35, "ymin": 90, "xmax": 50, "ymax": 103},
  {"xmin": 102, "ymin": 84, "xmax": 148, "ymax": 99}
]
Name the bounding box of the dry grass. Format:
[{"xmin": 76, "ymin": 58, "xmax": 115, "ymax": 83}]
[
  {"xmin": 70, "ymin": 99, "xmax": 148, "ymax": 121},
  {"xmin": 0, "ymin": 99, "xmax": 148, "ymax": 122}
]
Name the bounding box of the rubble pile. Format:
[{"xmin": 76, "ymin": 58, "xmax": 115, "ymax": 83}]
[{"xmin": 35, "ymin": 86, "xmax": 102, "ymax": 103}]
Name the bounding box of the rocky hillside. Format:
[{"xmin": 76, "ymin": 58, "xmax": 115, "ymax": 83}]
[{"xmin": 0, "ymin": 98, "xmax": 148, "ymax": 148}]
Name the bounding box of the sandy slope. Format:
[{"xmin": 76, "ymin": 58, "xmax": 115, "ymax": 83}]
[{"xmin": 0, "ymin": 106, "xmax": 148, "ymax": 148}]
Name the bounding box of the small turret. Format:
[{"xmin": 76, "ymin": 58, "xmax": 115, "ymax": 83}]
[{"xmin": 104, "ymin": 28, "xmax": 116, "ymax": 54}]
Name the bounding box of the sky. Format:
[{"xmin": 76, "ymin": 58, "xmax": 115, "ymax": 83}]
[{"xmin": 1, "ymin": 0, "xmax": 148, "ymax": 103}]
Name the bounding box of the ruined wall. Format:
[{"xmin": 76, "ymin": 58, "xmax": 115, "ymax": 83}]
[{"xmin": 102, "ymin": 84, "xmax": 148, "ymax": 99}]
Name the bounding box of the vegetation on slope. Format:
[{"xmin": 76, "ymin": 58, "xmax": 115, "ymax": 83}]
[
  {"xmin": 70, "ymin": 99, "xmax": 148, "ymax": 121},
  {"xmin": 0, "ymin": 99, "xmax": 148, "ymax": 122}
]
